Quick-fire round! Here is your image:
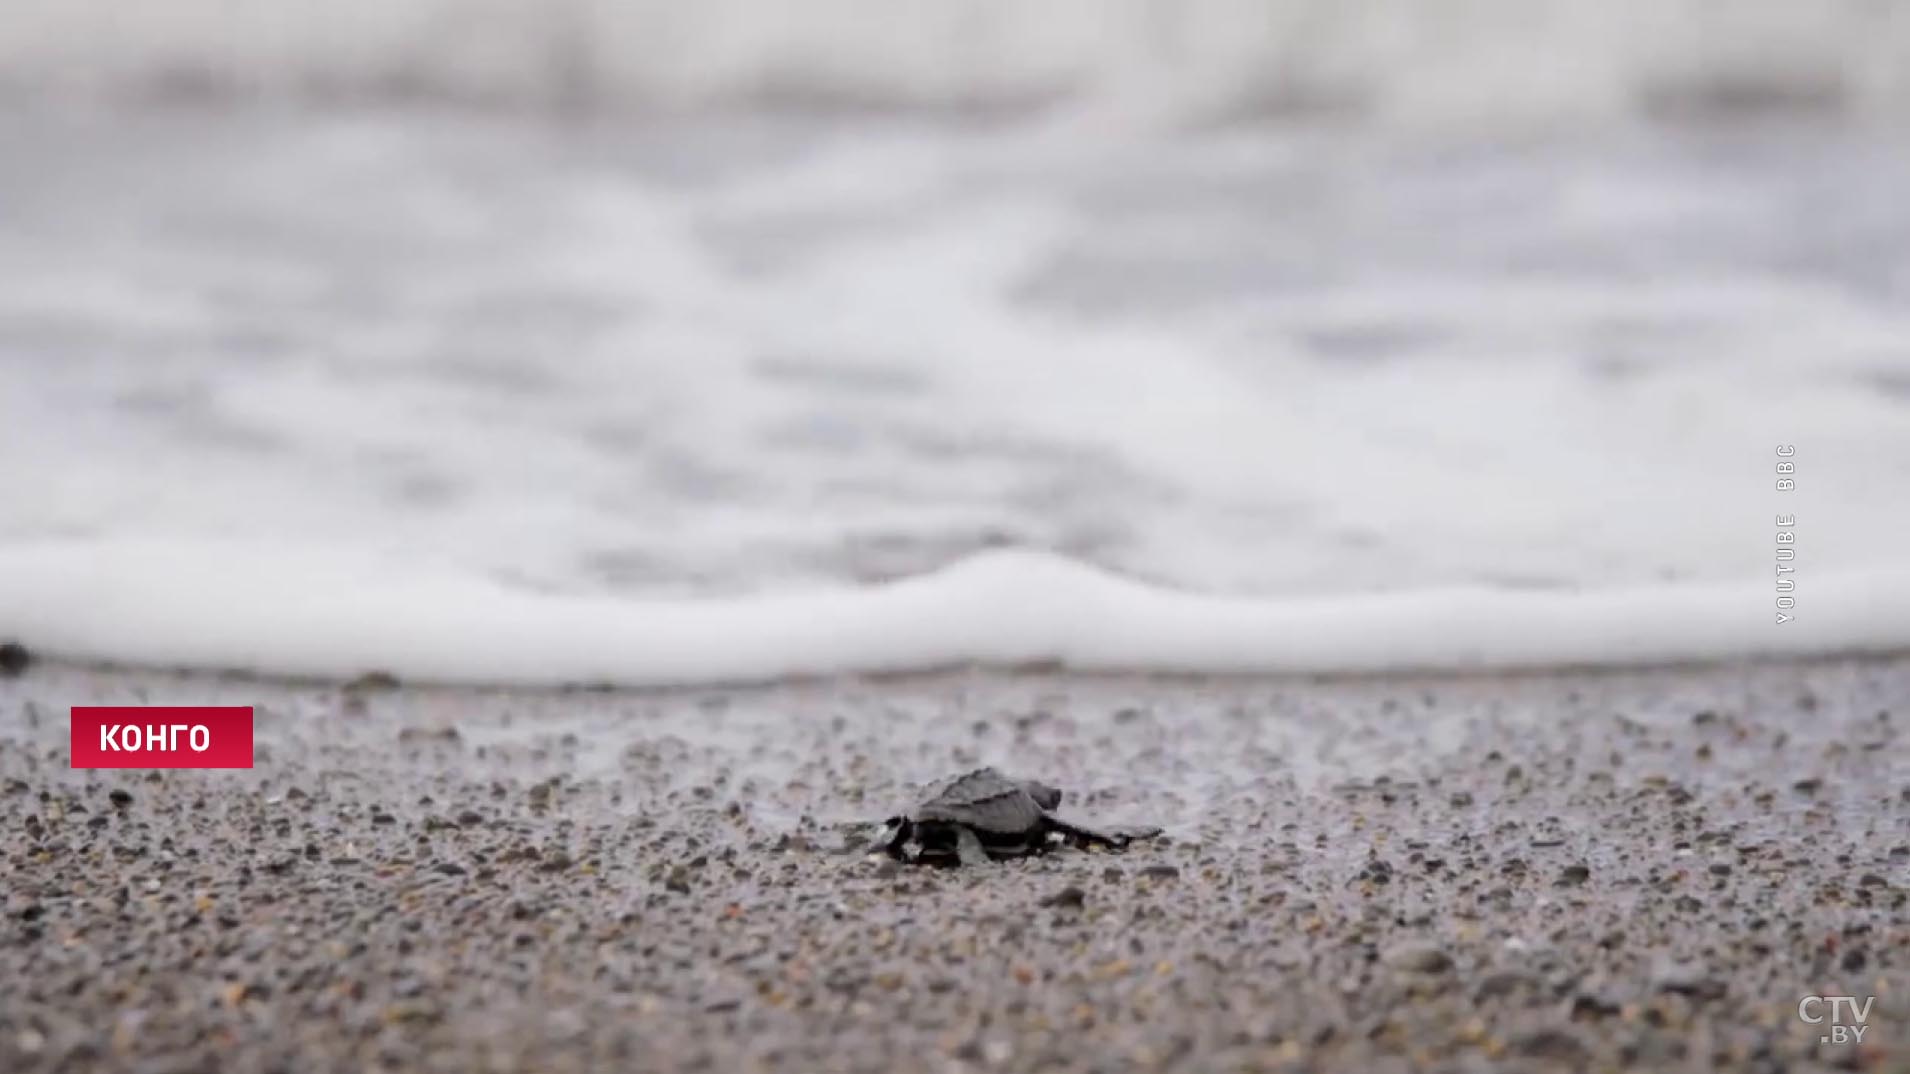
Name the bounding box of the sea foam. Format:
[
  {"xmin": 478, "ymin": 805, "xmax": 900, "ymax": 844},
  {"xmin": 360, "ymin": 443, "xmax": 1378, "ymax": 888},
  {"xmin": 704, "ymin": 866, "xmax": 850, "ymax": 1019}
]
[
  {"xmin": 2, "ymin": 541, "xmax": 1904, "ymax": 685},
  {"xmin": 2, "ymin": 117, "xmax": 1908, "ymax": 684}
]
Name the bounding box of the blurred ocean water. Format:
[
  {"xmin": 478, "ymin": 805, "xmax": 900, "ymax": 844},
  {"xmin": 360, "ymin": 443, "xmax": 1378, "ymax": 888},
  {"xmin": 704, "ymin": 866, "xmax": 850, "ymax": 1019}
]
[
  {"xmin": 0, "ymin": 4, "xmax": 1907, "ymax": 680},
  {"xmin": 2, "ymin": 0, "xmax": 1907, "ymax": 127}
]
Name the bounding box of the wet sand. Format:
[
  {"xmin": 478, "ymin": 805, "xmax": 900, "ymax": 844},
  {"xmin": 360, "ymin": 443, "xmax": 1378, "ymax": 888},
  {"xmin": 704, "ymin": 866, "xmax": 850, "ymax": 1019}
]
[{"xmin": 1, "ymin": 656, "xmax": 1905, "ymax": 1072}]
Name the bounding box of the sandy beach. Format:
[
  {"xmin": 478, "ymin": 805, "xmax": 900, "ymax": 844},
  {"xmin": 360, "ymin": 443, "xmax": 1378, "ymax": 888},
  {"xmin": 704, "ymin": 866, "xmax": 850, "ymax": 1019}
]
[{"xmin": 1, "ymin": 655, "xmax": 1903, "ymax": 1072}]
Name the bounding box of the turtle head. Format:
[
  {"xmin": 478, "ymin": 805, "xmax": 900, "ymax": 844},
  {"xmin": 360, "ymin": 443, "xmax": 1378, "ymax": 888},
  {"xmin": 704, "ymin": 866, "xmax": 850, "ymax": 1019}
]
[{"xmin": 1020, "ymin": 780, "xmax": 1063, "ymax": 811}]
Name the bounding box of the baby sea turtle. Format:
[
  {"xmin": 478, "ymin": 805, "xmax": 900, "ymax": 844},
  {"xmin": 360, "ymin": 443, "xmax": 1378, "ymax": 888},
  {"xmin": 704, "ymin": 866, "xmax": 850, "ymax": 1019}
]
[{"xmin": 876, "ymin": 767, "xmax": 1162, "ymax": 866}]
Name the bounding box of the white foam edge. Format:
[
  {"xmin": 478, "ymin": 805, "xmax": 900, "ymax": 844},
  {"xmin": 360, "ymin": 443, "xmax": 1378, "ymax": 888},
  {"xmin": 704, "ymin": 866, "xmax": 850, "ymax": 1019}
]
[{"xmin": 0, "ymin": 540, "xmax": 1898, "ymax": 685}]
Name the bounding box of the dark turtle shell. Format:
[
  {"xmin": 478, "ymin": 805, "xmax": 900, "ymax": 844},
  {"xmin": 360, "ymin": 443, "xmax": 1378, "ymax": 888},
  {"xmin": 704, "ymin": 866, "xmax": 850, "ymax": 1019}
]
[{"xmin": 910, "ymin": 768, "xmax": 1059, "ymax": 836}]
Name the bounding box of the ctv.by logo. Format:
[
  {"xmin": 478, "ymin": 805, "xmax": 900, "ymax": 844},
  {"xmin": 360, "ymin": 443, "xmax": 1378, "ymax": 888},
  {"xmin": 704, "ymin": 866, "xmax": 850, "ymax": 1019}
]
[{"xmin": 1798, "ymin": 995, "xmax": 1873, "ymax": 1045}]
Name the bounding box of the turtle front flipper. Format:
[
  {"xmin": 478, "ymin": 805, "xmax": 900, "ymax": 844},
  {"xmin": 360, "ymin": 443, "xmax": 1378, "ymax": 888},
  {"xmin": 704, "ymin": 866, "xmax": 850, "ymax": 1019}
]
[
  {"xmin": 953, "ymin": 826, "xmax": 991, "ymax": 868},
  {"xmin": 1044, "ymin": 816, "xmax": 1162, "ymax": 851}
]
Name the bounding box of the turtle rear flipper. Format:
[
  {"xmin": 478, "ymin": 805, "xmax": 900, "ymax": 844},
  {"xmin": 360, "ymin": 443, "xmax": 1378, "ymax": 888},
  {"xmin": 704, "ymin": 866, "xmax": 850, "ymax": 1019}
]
[{"xmin": 1044, "ymin": 816, "xmax": 1162, "ymax": 850}]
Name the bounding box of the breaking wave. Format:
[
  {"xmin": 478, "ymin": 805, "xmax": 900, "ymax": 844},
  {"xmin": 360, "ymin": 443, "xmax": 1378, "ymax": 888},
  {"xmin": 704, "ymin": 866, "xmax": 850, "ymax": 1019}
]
[{"xmin": 3, "ymin": 0, "xmax": 1905, "ymax": 127}]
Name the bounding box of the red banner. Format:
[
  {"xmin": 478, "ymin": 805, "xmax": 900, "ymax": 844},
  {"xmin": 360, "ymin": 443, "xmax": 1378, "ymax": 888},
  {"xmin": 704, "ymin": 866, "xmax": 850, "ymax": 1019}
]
[{"xmin": 70, "ymin": 706, "xmax": 255, "ymax": 769}]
